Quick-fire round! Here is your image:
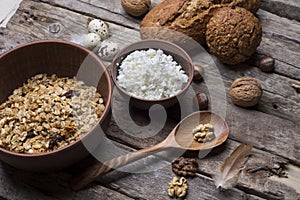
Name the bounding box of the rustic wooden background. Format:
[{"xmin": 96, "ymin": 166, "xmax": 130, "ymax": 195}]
[{"xmin": 0, "ymin": 0, "xmax": 299, "ymax": 199}]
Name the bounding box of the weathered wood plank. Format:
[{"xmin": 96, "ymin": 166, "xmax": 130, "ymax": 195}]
[
  {"xmin": 192, "ymin": 77, "xmax": 300, "ymax": 164},
  {"xmin": 3, "ymin": 0, "xmax": 140, "ymax": 49},
  {"xmin": 1, "ymin": 135, "xmax": 298, "ymax": 200},
  {"xmin": 110, "ymin": 97, "xmax": 300, "ymax": 166},
  {"xmin": 0, "ymin": 161, "xmax": 134, "ymax": 200},
  {"xmin": 0, "ymin": 140, "xmax": 264, "ymax": 200},
  {"xmin": 2, "ymin": 1, "xmax": 300, "ymax": 84},
  {"xmin": 159, "ymin": 140, "xmax": 299, "ymax": 200},
  {"xmin": 40, "ymin": 0, "xmax": 300, "ymax": 23},
  {"xmin": 37, "ymin": 0, "xmax": 300, "ymax": 74},
  {"xmin": 0, "ymin": 119, "xmax": 298, "ymax": 200},
  {"xmin": 210, "ymin": 63, "xmax": 300, "ymax": 123},
  {"xmin": 36, "ymin": 0, "xmax": 300, "ymax": 72},
  {"xmin": 0, "ymin": 1, "xmax": 299, "ymax": 199},
  {"xmin": 2, "ymin": 0, "xmax": 298, "ymax": 163},
  {"xmin": 39, "ymin": 0, "xmax": 140, "ymax": 29},
  {"xmin": 76, "ymin": 139, "xmax": 299, "ymax": 200},
  {"xmin": 5, "ymin": 0, "xmax": 299, "ymax": 124},
  {"xmin": 0, "ymin": 162, "xmax": 57, "ymax": 200},
  {"xmin": 249, "ymin": 54, "xmax": 300, "ymax": 81},
  {"xmin": 261, "ymin": 0, "xmax": 300, "ymax": 21}
]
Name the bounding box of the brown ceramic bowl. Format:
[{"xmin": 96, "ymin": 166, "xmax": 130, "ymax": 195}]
[
  {"xmin": 0, "ymin": 40, "xmax": 112, "ymax": 172},
  {"xmin": 110, "ymin": 39, "xmax": 194, "ymax": 109}
]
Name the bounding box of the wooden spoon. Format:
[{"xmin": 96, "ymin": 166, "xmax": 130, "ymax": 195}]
[{"xmin": 71, "ymin": 111, "xmax": 229, "ymax": 190}]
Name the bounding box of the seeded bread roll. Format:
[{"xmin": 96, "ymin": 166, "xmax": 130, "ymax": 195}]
[
  {"xmin": 140, "ymin": 0, "xmax": 260, "ymax": 44},
  {"xmin": 206, "ymin": 6, "xmax": 262, "ymax": 65},
  {"xmin": 140, "ymin": 0, "xmax": 216, "ymax": 44}
]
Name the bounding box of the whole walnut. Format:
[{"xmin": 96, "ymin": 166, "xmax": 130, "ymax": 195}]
[
  {"xmin": 230, "ymin": 77, "xmax": 262, "ymax": 107},
  {"xmin": 206, "ymin": 6, "xmax": 262, "ymax": 65},
  {"xmin": 121, "ymin": 0, "xmax": 151, "ymax": 17}
]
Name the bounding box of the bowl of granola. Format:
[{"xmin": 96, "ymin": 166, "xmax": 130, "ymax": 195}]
[
  {"xmin": 0, "ymin": 40, "xmax": 112, "ymax": 171},
  {"xmin": 110, "ymin": 39, "xmax": 194, "ymax": 109}
]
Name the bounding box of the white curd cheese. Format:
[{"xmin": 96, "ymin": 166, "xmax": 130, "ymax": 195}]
[{"xmin": 117, "ymin": 49, "xmax": 188, "ymax": 100}]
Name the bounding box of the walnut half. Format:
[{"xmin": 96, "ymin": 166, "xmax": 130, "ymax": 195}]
[
  {"xmin": 168, "ymin": 177, "xmax": 188, "ymax": 198},
  {"xmin": 172, "ymin": 157, "xmax": 199, "ymax": 177}
]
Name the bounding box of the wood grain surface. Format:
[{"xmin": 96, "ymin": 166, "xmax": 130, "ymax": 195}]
[{"xmin": 0, "ymin": 0, "xmax": 299, "ymax": 199}]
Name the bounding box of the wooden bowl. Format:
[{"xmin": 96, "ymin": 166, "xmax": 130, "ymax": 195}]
[
  {"xmin": 110, "ymin": 39, "xmax": 194, "ymax": 110},
  {"xmin": 0, "ymin": 40, "xmax": 112, "ymax": 172}
]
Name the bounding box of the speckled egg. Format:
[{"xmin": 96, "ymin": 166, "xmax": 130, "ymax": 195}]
[
  {"xmin": 98, "ymin": 40, "xmax": 120, "ymax": 61},
  {"xmin": 88, "ymin": 19, "xmax": 110, "ymax": 40},
  {"xmin": 82, "ymin": 33, "xmax": 101, "ymax": 50}
]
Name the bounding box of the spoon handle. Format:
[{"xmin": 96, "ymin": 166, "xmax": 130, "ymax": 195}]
[{"xmin": 71, "ymin": 141, "xmax": 167, "ymax": 191}]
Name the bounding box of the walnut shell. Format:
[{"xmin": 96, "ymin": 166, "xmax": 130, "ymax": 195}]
[
  {"xmin": 230, "ymin": 77, "xmax": 262, "ymax": 107},
  {"xmin": 121, "ymin": 0, "xmax": 151, "ymax": 17}
]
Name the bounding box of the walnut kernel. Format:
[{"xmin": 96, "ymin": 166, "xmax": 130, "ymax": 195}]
[
  {"xmin": 168, "ymin": 177, "xmax": 188, "ymax": 198},
  {"xmin": 192, "ymin": 123, "xmax": 215, "ymax": 143},
  {"xmin": 172, "ymin": 157, "xmax": 199, "ymax": 177}
]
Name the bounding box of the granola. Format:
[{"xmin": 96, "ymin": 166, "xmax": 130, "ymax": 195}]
[{"xmin": 0, "ymin": 74, "xmax": 105, "ymax": 154}]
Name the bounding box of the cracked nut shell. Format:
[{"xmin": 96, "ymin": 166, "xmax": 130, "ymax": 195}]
[
  {"xmin": 230, "ymin": 77, "xmax": 262, "ymax": 107},
  {"xmin": 206, "ymin": 6, "xmax": 262, "ymax": 65},
  {"xmin": 121, "ymin": 0, "xmax": 151, "ymax": 17}
]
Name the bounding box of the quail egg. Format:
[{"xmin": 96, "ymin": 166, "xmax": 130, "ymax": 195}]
[
  {"xmin": 98, "ymin": 40, "xmax": 120, "ymax": 61},
  {"xmin": 82, "ymin": 33, "xmax": 101, "ymax": 50},
  {"xmin": 88, "ymin": 19, "xmax": 110, "ymax": 40}
]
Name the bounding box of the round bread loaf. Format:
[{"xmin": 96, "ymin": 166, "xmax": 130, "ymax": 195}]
[{"xmin": 206, "ymin": 6, "xmax": 262, "ymax": 65}]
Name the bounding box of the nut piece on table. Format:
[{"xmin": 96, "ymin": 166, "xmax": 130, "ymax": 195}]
[
  {"xmin": 193, "ymin": 64, "xmax": 205, "ymax": 82},
  {"xmin": 259, "ymin": 56, "xmax": 275, "ymax": 72},
  {"xmin": 194, "ymin": 92, "xmax": 209, "ymax": 110},
  {"xmin": 206, "ymin": 6, "xmax": 262, "ymax": 65},
  {"xmin": 230, "ymin": 77, "xmax": 262, "ymax": 107},
  {"xmin": 121, "ymin": 0, "xmax": 151, "ymax": 17},
  {"xmin": 168, "ymin": 177, "xmax": 188, "ymax": 198},
  {"xmin": 172, "ymin": 157, "xmax": 199, "ymax": 177}
]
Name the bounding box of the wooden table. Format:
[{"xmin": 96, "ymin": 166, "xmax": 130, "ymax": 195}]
[{"xmin": 0, "ymin": 0, "xmax": 299, "ymax": 199}]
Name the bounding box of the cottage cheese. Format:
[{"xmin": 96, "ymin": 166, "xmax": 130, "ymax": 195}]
[{"xmin": 117, "ymin": 49, "xmax": 189, "ymax": 100}]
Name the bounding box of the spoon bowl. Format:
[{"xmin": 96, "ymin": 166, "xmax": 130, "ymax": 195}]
[
  {"xmin": 71, "ymin": 111, "xmax": 229, "ymax": 190},
  {"xmin": 174, "ymin": 111, "xmax": 229, "ymax": 150}
]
